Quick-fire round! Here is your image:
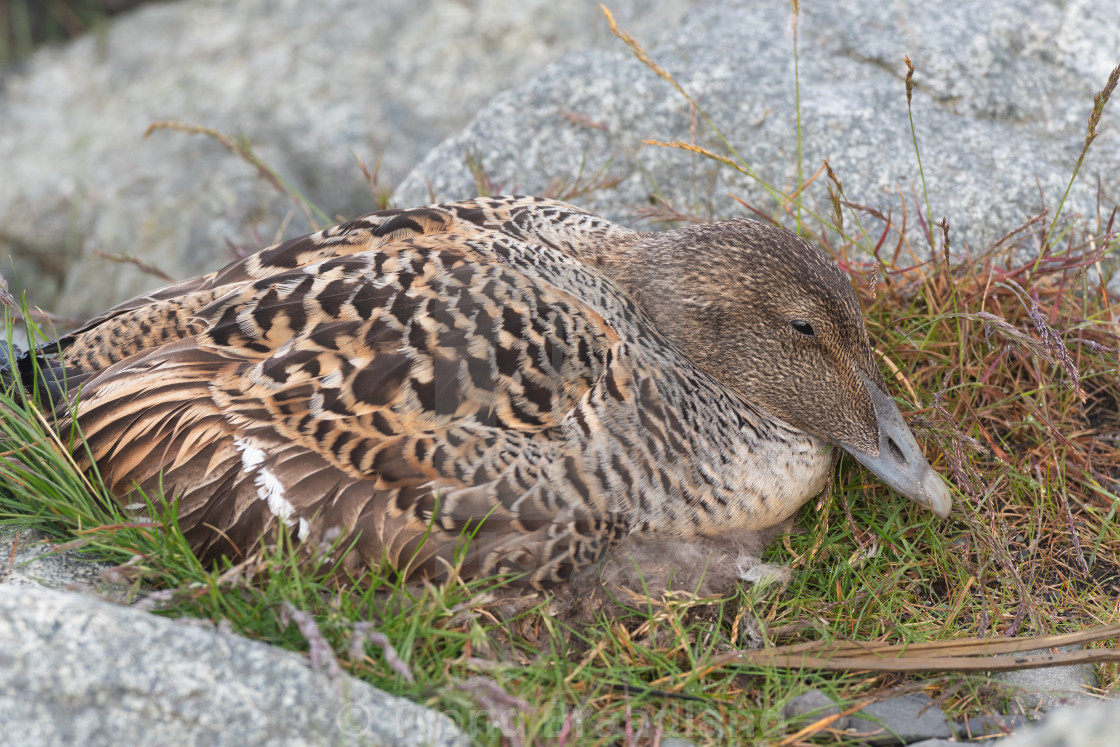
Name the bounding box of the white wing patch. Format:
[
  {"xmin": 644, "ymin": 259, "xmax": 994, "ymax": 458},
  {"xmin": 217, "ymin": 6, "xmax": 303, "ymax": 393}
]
[
  {"xmin": 235, "ymin": 436, "xmax": 303, "ymax": 536},
  {"xmin": 235, "ymin": 437, "xmax": 266, "ymax": 470},
  {"xmin": 254, "ymin": 466, "xmax": 294, "ymax": 522}
]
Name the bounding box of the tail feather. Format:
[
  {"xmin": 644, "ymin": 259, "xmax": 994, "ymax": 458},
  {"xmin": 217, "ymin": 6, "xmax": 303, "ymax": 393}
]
[{"xmin": 0, "ymin": 342, "xmax": 90, "ymax": 412}]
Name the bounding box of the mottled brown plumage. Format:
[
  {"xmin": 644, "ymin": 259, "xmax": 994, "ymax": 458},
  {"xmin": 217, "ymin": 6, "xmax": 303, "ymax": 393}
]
[{"xmin": 30, "ymin": 196, "xmax": 951, "ymax": 589}]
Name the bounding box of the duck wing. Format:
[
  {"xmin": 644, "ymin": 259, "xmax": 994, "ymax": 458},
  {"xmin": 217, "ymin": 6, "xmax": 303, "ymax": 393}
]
[
  {"xmin": 67, "ymin": 207, "xmax": 637, "ymax": 587},
  {"xmin": 54, "ymin": 206, "xmax": 460, "ymax": 371},
  {"xmin": 56, "ymin": 197, "xmax": 632, "ymax": 369}
]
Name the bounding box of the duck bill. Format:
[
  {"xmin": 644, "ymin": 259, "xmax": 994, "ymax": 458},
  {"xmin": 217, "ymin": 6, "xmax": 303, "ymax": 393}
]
[{"xmin": 842, "ymin": 372, "xmax": 952, "ymax": 519}]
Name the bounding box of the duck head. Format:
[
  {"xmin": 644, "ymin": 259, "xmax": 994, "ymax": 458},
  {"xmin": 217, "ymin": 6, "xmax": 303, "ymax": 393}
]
[{"xmin": 605, "ymin": 219, "xmax": 951, "ymax": 519}]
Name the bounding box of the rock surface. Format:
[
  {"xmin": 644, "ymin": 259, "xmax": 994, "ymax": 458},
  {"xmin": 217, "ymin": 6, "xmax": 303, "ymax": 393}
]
[
  {"xmin": 8, "ymin": 0, "xmax": 1119, "ymax": 320},
  {"xmin": 1001, "ymin": 699, "xmax": 1120, "ymax": 747},
  {"xmin": 0, "ymin": 0, "xmax": 691, "ymax": 317},
  {"xmin": 960, "ymin": 713, "xmax": 1032, "ymax": 740},
  {"xmin": 0, "ymin": 527, "xmax": 114, "ymax": 591},
  {"xmin": 0, "ymin": 585, "xmax": 468, "ymax": 746},
  {"xmin": 395, "ymin": 0, "xmax": 1120, "ymax": 276},
  {"xmin": 780, "ymin": 686, "xmax": 1115, "ymax": 745},
  {"xmin": 784, "ymin": 690, "xmax": 958, "ymax": 745},
  {"xmin": 997, "ymin": 646, "xmax": 1100, "ymax": 713},
  {"xmin": 846, "ymin": 693, "xmax": 954, "ymax": 745},
  {"xmin": 783, "ymin": 689, "xmax": 849, "ymax": 729}
]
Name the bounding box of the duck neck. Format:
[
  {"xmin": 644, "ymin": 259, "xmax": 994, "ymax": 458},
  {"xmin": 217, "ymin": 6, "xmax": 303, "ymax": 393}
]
[{"xmin": 607, "ymin": 352, "xmax": 836, "ymax": 537}]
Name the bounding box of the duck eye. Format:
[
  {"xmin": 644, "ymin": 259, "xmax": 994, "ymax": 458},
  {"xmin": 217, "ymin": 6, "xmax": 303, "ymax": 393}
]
[{"xmin": 790, "ymin": 320, "xmax": 815, "ymax": 336}]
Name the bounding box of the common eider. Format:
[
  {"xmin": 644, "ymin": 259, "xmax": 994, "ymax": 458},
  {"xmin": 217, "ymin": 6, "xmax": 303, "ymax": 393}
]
[{"xmin": 14, "ymin": 196, "xmax": 951, "ymax": 589}]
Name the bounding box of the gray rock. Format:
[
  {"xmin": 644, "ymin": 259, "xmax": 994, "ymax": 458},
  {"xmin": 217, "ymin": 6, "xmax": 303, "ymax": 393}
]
[
  {"xmin": 997, "ymin": 646, "xmax": 1100, "ymax": 713},
  {"xmin": 0, "ymin": 0, "xmax": 692, "ymax": 318},
  {"xmin": 958, "ymin": 712, "xmax": 1030, "ymax": 740},
  {"xmin": 783, "ymin": 690, "xmax": 962, "ymax": 745},
  {"xmin": 782, "ymin": 689, "xmax": 849, "ymax": 730},
  {"xmin": 0, "ymin": 584, "xmax": 468, "ymax": 746},
  {"xmin": 846, "ymin": 693, "xmax": 954, "ymax": 745},
  {"xmin": 1000, "ymin": 698, "xmax": 1120, "ymax": 747},
  {"xmin": 0, "ymin": 526, "xmax": 115, "ymax": 592},
  {"xmin": 395, "ymin": 0, "xmax": 1120, "ymax": 273}
]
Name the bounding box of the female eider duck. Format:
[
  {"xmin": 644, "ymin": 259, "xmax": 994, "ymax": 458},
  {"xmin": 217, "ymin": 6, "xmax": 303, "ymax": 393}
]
[{"xmin": 20, "ymin": 196, "xmax": 951, "ymax": 589}]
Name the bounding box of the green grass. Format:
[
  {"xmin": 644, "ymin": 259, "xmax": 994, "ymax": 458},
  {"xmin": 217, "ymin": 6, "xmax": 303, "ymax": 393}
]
[{"xmin": 3, "ymin": 6, "xmax": 1120, "ymax": 746}]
